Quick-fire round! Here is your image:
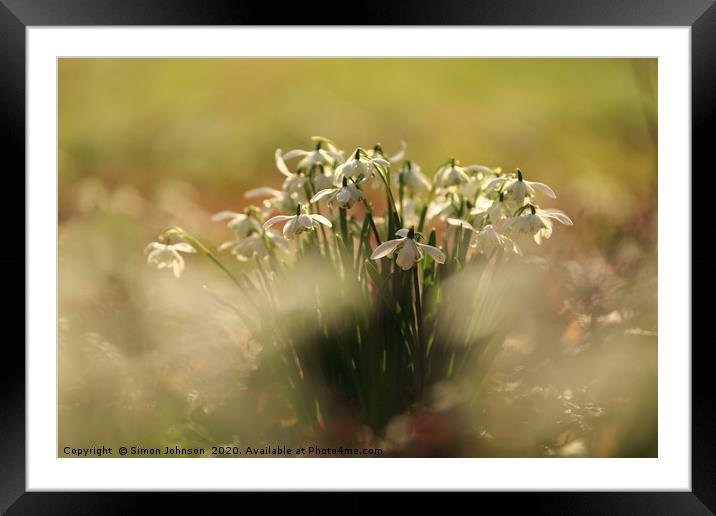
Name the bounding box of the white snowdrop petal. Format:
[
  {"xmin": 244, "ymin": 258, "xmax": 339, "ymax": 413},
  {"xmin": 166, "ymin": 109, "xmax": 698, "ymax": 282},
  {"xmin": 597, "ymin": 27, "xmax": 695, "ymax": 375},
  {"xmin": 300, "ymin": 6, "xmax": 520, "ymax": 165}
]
[
  {"xmin": 281, "ymin": 149, "xmax": 307, "ymax": 160},
  {"xmin": 146, "ymin": 249, "xmax": 160, "ymax": 263},
  {"xmin": 395, "ymin": 240, "xmax": 422, "ymax": 270},
  {"xmin": 263, "ymin": 215, "xmax": 294, "ymax": 230},
  {"xmin": 528, "ymin": 181, "xmax": 557, "ymax": 199},
  {"xmin": 511, "ymin": 181, "xmax": 528, "ymax": 200},
  {"xmin": 465, "ymin": 165, "xmax": 495, "ymax": 175},
  {"xmin": 297, "ymin": 214, "xmax": 314, "ymax": 229},
  {"xmin": 371, "ymin": 238, "xmax": 402, "ymax": 259},
  {"xmin": 245, "ymin": 187, "xmax": 281, "ymax": 199},
  {"xmin": 218, "ymin": 240, "xmax": 236, "ymax": 252},
  {"xmin": 283, "ymin": 218, "xmax": 299, "ymax": 239},
  {"xmin": 144, "ymin": 242, "xmax": 164, "ymax": 255},
  {"xmin": 484, "ymin": 177, "xmax": 506, "ymax": 191},
  {"xmin": 388, "ymin": 141, "xmax": 407, "ymax": 163},
  {"xmin": 309, "ymin": 214, "xmax": 332, "ymax": 227},
  {"xmin": 310, "ymin": 189, "xmax": 336, "ymax": 203},
  {"xmin": 274, "ymin": 149, "xmax": 293, "ymax": 177},
  {"xmin": 446, "ymin": 218, "xmax": 474, "ymax": 230},
  {"xmin": 418, "ymin": 243, "xmax": 445, "ymax": 263},
  {"xmin": 336, "ymin": 189, "xmax": 351, "ymax": 204},
  {"xmin": 172, "ymin": 258, "xmax": 184, "ymax": 278},
  {"xmin": 171, "ymin": 242, "xmax": 196, "ymax": 253},
  {"xmin": 395, "ymin": 245, "xmax": 416, "ymax": 270},
  {"xmin": 542, "ymin": 209, "xmax": 573, "ymax": 225},
  {"xmin": 211, "ymin": 211, "xmax": 240, "ymax": 221}
]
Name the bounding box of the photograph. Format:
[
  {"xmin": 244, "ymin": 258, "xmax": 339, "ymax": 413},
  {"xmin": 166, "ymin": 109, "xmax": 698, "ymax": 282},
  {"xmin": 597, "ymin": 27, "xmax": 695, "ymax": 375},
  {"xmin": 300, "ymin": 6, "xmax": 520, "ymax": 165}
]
[{"xmin": 57, "ymin": 57, "xmax": 659, "ymax": 459}]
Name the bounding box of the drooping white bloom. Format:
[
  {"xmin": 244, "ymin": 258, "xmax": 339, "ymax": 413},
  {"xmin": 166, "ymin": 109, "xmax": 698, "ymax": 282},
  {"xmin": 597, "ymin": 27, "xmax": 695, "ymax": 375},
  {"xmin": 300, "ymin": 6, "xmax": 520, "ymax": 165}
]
[
  {"xmin": 334, "ymin": 149, "xmax": 390, "ymax": 183},
  {"xmin": 503, "ymin": 207, "xmax": 573, "ymax": 244},
  {"xmin": 371, "ymin": 228, "xmax": 446, "ymax": 270},
  {"xmin": 312, "ymin": 165, "xmax": 337, "ymax": 192},
  {"xmin": 367, "ymin": 141, "xmax": 407, "ymax": 164},
  {"xmin": 274, "ymin": 149, "xmax": 310, "ymax": 202},
  {"xmin": 485, "ymin": 169, "xmax": 556, "ymax": 204},
  {"xmin": 446, "ymin": 217, "xmax": 476, "ymax": 231},
  {"xmin": 245, "ymin": 187, "xmax": 298, "ymax": 216},
  {"xmin": 218, "ymin": 229, "xmax": 288, "ymax": 261},
  {"xmin": 427, "ymin": 193, "xmax": 461, "ymax": 221},
  {"xmin": 435, "ymin": 159, "xmax": 494, "ymax": 189},
  {"xmin": 395, "ymin": 161, "xmax": 431, "ymax": 195},
  {"xmin": 483, "ymin": 196, "xmax": 512, "ymax": 224},
  {"xmin": 472, "ymin": 224, "xmax": 522, "ymax": 255},
  {"xmin": 280, "ymin": 138, "xmax": 344, "ymax": 170},
  {"xmin": 263, "ymin": 207, "xmax": 333, "ymax": 240},
  {"xmin": 446, "ymin": 219, "xmax": 521, "ymax": 256},
  {"xmin": 310, "ymin": 181, "xmax": 365, "ymax": 209},
  {"xmin": 144, "ymin": 241, "xmax": 196, "ymax": 278},
  {"xmin": 456, "ymin": 196, "xmax": 489, "ymax": 227},
  {"xmin": 211, "ymin": 211, "xmax": 262, "ymax": 238},
  {"xmin": 435, "ymin": 161, "xmax": 469, "ymax": 187}
]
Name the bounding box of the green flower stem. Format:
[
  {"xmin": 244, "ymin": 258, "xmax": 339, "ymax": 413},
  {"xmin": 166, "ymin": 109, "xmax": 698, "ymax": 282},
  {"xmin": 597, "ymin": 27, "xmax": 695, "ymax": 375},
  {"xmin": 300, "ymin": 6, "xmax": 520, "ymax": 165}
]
[
  {"xmin": 412, "ymin": 265, "xmax": 425, "ymax": 396},
  {"xmin": 338, "ymin": 206, "xmax": 354, "ymax": 274},
  {"xmin": 398, "ymin": 175, "xmax": 405, "ymax": 223},
  {"xmin": 372, "ymin": 163, "xmax": 401, "ymax": 229},
  {"xmin": 162, "ymin": 226, "xmax": 245, "ymax": 290},
  {"xmin": 304, "ymin": 181, "xmax": 328, "ymax": 257},
  {"xmin": 339, "ymin": 206, "xmax": 349, "ymax": 248},
  {"xmin": 355, "ymin": 193, "xmax": 382, "ymax": 246},
  {"xmin": 452, "ymin": 225, "xmax": 463, "ymax": 264},
  {"xmin": 418, "ymin": 182, "xmax": 439, "ymax": 234}
]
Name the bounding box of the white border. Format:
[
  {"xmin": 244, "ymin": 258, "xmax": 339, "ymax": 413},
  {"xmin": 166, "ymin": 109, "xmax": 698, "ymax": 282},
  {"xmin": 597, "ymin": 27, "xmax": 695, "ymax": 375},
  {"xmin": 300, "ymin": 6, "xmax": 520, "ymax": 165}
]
[{"xmin": 28, "ymin": 27, "xmax": 690, "ymax": 490}]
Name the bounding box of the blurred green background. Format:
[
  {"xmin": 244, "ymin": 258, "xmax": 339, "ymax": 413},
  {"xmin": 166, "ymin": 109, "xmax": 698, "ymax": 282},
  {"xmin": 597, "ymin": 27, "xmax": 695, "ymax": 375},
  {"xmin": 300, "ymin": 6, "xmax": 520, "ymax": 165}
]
[
  {"xmin": 59, "ymin": 58, "xmax": 656, "ymax": 224},
  {"xmin": 58, "ymin": 59, "xmax": 657, "ymax": 457}
]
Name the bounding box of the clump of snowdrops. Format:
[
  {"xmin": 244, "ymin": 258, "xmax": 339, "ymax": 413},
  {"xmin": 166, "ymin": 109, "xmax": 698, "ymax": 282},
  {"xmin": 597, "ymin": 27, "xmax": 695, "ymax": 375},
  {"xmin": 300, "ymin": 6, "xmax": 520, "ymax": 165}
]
[{"xmin": 145, "ymin": 136, "xmax": 572, "ymax": 432}]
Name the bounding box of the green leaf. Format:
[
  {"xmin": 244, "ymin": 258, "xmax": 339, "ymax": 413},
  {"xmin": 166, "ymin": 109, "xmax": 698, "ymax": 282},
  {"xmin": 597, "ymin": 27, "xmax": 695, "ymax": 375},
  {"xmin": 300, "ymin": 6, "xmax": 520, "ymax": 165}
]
[{"xmin": 364, "ymin": 259, "xmax": 401, "ymax": 314}]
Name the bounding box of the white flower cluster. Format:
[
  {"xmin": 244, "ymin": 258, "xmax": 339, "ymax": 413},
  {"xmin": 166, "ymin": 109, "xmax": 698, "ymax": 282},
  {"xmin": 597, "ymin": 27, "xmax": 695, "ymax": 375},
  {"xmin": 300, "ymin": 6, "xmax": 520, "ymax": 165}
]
[
  {"xmin": 444, "ymin": 167, "xmax": 573, "ymax": 253},
  {"xmin": 145, "ymin": 137, "xmax": 571, "ymax": 277}
]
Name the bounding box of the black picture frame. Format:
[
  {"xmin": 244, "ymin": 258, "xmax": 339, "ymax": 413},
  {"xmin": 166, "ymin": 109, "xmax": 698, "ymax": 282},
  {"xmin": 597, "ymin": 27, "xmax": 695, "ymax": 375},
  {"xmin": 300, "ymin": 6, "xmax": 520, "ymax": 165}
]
[{"xmin": 2, "ymin": 1, "xmax": 706, "ymax": 512}]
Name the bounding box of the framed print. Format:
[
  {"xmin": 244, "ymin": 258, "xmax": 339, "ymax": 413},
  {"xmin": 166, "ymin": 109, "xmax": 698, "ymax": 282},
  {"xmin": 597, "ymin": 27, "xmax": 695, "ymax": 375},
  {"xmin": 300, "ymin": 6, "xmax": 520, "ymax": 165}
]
[{"xmin": 3, "ymin": 0, "xmax": 708, "ymax": 511}]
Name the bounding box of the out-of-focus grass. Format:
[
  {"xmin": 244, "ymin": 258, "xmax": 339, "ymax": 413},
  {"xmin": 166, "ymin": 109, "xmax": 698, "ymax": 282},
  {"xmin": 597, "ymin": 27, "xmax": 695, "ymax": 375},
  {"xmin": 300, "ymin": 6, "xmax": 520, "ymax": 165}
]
[{"xmin": 58, "ymin": 58, "xmax": 657, "ymax": 457}]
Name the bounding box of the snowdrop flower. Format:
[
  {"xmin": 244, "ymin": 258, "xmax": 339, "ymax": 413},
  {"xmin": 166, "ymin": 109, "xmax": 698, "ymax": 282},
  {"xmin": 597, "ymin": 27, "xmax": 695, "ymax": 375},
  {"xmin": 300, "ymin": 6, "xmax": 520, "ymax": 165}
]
[
  {"xmin": 485, "ymin": 169, "xmax": 556, "ymax": 204},
  {"xmin": 144, "ymin": 241, "xmax": 196, "ymax": 278},
  {"xmin": 472, "ymin": 224, "xmax": 522, "ymax": 256},
  {"xmin": 245, "ymin": 187, "xmax": 298, "ymax": 216},
  {"xmin": 263, "ymin": 205, "xmax": 333, "ymax": 239},
  {"xmin": 280, "ymin": 138, "xmax": 344, "ymax": 170},
  {"xmin": 427, "ymin": 187, "xmax": 477, "ymax": 221},
  {"xmin": 427, "ymin": 194, "xmax": 461, "ymax": 221},
  {"xmin": 480, "ymin": 193, "xmax": 513, "ymax": 224},
  {"xmin": 311, "ymin": 164, "xmax": 337, "ymax": 192},
  {"xmin": 435, "ymin": 159, "xmax": 494, "ymax": 189},
  {"xmin": 282, "ymin": 176, "xmax": 309, "ymax": 202},
  {"xmin": 455, "ymin": 196, "xmax": 489, "ymax": 227},
  {"xmin": 447, "ymin": 219, "xmax": 521, "ymax": 255},
  {"xmin": 335, "ymin": 148, "xmax": 390, "ymax": 183},
  {"xmin": 371, "ymin": 227, "xmax": 446, "ymax": 271},
  {"xmin": 211, "ymin": 210, "xmax": 262, "ymax": 238},
  {"xmin": 446, "ymin": 217, "xmax": 476, "ymax": 231},
  {"xmin": 504, "ymin": 205, "xmax": 573, "ymax": 244},
  {"xmin": 395, "ymin": 160, "xmax": 431, "ymax": 195},
  {"xmin": 219, "ymin": 230, "xmax": 287, "ymax": 261},
  {"xmin": 274, "ymin": 149, "xmax": 310, "ymax": 202},
  {"xmin": 311, "ymin": 178, "xmax": 365, "ymax": 209},
  {"xmin": 368, "ymin": 141, "xmax": 407, "ymax": 164}
]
